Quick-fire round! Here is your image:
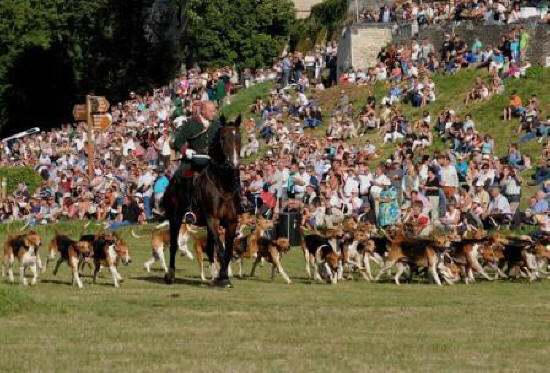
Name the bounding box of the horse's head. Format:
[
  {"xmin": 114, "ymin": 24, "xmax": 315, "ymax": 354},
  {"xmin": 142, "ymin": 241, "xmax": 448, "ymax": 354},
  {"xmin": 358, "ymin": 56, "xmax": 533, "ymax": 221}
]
[{"xmin": 214, "ymin": 115, "xmax": 242, "ymax": 169}]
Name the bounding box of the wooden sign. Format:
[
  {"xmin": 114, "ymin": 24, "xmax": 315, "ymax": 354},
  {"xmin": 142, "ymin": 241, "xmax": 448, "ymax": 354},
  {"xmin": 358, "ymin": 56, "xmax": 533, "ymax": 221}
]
[
  {"xmin": 93, "ymin": 114, "xmax": 112, "ymax": 132},
  {"xmin": 89, "ymin": 96, "xmax": 110, "ymax": 113},
  {"xmin": 73, "ymin": 104, "xmax": 87, "ymax": 121}
]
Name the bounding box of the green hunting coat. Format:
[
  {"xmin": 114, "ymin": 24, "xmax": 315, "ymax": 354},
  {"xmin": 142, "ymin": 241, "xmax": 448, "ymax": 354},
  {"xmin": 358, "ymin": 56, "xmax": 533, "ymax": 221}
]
[{"xmin": 174, "ymin": 117, "xmax": 219, "ymax": 155}]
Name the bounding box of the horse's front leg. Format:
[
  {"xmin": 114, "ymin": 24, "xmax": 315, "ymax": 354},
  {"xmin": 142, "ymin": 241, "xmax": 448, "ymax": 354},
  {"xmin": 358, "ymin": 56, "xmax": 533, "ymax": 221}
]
[
  {"xmin": 221, "ymin": 220, "xmax": 238, "ymax": 280},
  {"xmin": 165, "ymin": 215, "xmax": 182, "ymax": 284},
  {"xmin": 209, "ymin": 217, "xmax": 236, "ymax": 288}
]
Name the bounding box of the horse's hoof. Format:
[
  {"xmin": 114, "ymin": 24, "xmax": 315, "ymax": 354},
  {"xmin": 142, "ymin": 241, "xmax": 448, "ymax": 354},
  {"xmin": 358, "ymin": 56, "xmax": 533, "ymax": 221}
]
[
  {"xmin": 164, "ymin": 269, "xmax": 176, "ymax": 284},
  {"xmin": 213, "ymin": 278, "xmax": 233, "ymax": 288}
]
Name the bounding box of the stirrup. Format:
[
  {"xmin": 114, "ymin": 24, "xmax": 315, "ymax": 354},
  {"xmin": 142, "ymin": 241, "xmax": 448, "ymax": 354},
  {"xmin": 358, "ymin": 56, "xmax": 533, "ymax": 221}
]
[{"xmin": 184, "ymin": 212, "xmax": 196, "ymax": 225}]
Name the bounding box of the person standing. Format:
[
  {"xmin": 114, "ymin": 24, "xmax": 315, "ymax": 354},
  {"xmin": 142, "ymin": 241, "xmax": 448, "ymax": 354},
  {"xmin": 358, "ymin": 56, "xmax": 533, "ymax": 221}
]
[
  {"xmin": 439, "ymin": 155, "xmax": 459, "ymax": 201},
  {"xmin": 327, "ymin": 53, "xmax": 338, "ymax": 88},
  {"xmin": 282, "ymin": 54, "xmax": 291, "ymax": 88},
  {"xmin": 423, "ymin": 167, "xmax": 440, "ymax": 220},
  {"xmin": 519, "ymin": 27, "xmax": 530, "ymax": 61},
  {"xmin": 377, "ymin": 181, "xmax": 399, "ymax": 227}
]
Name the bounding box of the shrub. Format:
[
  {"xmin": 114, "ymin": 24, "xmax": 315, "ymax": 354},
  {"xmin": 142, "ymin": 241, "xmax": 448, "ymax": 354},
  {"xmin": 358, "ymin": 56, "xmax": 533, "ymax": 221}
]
[
  {"xmin": 0, "ymin": 166, "xmax": 43, "ymax": 195},
  {"xmin": 524, "ymin": 66, "xmax": 544, "ymax": 80}
]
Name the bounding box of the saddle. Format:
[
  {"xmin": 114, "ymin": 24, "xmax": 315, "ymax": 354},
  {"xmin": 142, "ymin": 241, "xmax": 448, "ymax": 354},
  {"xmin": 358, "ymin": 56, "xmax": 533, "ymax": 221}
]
[{"xmin": 182, "ymin": 156, "xmax": 210, "ymax": 177}]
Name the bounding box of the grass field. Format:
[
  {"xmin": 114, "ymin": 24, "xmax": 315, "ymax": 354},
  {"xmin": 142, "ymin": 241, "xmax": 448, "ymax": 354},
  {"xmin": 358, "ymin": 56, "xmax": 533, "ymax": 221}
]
[{"xmin": 1, "ymin": 221, "xmax": 550, "ymax": 372}]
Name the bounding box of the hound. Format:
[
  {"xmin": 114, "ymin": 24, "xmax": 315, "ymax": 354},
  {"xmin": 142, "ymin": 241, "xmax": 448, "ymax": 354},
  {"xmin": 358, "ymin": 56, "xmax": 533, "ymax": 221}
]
[
  {"xmin": 46, "ymin": 232, "xmax": 92, "ymax": 289},
  {"xmin": 139, "ymin": 224, "xmax": 196, "ymax": 274},
  {"xmin": 301, "ymin": 230, "xmax": 343, "ymax": 284},
  {"xmin": 92, "ymin": 232, "xmax": 131, "ymax": 288},
  {"xmin": 375, "ymin": 234, "xmax": 451, "ymax": 286},
  {"xmin": 341, "ymin": 230, "xmax": 376, "ymax": 281},
  {"xmin": 2, "ymin": 231, "xmax": 42, "ymax": 285},
  {"xmin": 249, "ymin": 237, "xmax": 292, "ymax": 284}
]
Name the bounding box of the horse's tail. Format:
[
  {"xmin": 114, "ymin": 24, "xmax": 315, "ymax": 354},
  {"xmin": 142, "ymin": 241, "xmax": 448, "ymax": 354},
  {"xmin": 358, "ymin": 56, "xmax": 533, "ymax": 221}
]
[{"xmin": 131, "ymin": 223, "xmax": 165, "ymax": 239}]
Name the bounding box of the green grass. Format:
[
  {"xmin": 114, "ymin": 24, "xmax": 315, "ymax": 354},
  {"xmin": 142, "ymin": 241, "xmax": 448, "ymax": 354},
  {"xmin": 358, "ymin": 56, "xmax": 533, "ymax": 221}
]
[
  {"xmin": 221, "ymin": 81, "xmax": 274, "ymax": 120},
  {"xmin": 313, "ymin": 68, "xmax": 550, "ymax": 207},
  {"xmin": 1, "ymin": 221, "xmax": 550, "ymax": 372}
]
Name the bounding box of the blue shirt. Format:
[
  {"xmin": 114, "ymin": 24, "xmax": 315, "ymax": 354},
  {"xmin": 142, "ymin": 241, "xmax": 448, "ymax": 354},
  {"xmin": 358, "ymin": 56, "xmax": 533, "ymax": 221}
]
[
  {"xmin": 154, "ymin": 176, "xmax": 169, "ymax": 195},
  {"xmin": 533, "ymin": 199, "xmax": 548, "ymax": 214},
  {"xmin": 509, "ymin": 151, "xmax": 521, "ymax": 168},
  {"xmin": 282, "ymin": 58, "xmax": 291, "ymax": 70}
]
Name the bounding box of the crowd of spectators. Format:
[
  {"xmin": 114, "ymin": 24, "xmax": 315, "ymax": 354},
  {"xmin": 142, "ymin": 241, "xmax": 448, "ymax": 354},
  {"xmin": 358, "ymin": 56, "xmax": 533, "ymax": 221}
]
[
  {"xmin": 359, "ymin": 0, "xmax": 550, "ymax": 25},
  {"xmin": 0, "ymin": 30, "xmax": 548, "ymax": 236}
]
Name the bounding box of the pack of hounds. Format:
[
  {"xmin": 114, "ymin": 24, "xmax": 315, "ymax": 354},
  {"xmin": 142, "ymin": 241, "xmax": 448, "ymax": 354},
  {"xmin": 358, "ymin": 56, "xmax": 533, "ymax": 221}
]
[{"xmin": 3, "ymin": 214, "xmax": 550, "ymax": 288}]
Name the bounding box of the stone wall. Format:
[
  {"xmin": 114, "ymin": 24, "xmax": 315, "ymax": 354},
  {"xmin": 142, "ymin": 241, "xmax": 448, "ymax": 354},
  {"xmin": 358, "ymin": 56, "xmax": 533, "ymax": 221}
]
[
  {"xmin": 293, "ymin": 0, "xmax": 326, "ymax": 19},
  {"xmin": 351, "ymin": 25, "xmax": 392, "ymax": 68},
  {"xmin": 339, "ymin": 20, "xmax": 550, "ymax": 72}
]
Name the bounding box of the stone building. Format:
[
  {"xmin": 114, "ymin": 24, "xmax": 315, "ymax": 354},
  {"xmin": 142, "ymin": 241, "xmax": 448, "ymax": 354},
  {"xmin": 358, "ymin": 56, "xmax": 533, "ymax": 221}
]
[{"xmin": 338, "ymin": 20, "xmax": 550, "ymax": 73}]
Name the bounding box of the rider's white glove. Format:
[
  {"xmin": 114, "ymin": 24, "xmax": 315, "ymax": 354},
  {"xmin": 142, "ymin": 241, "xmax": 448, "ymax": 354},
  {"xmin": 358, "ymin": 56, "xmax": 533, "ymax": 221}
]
[{"xmin": 185, "ymin": 149, "xmax": 196, "ymax": 160}]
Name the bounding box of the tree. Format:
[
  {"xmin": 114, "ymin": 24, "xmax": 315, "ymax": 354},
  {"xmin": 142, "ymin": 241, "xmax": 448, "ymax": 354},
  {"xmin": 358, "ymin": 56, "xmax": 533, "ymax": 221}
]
[
  {"xmin": 185, "ymin": 0, "xmax": 294, "ymax": 70},
  {"xmin": 0, "ymin": 0, "xmax": 186, "ymax": 137}
]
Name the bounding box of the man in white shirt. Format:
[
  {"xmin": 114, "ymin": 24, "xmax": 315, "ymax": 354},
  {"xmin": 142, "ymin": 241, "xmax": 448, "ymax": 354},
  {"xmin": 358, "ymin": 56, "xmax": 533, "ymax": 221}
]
[
  {"xmin": 273, "ymin": 161, "xmax": 289, "ymax": 201},
  {"xmin": 484, "ymin": 186, "xmax": 512, "ymax": 229},
  {"xmin": 343, "ymin": 169, "xmax": 359, "ymax": 198},
  {"xmin": 439, "ymin": 155, "xmax": 459, "ymax": 200},
  {"xmin": 370, "ymin": 165, "xmax": 391, "ymax": 200},
  {"xmin": 357, "ymin": 164, "xmax": 373, "ymax": 197},
  {"xmin": 293, "ymin": 163, "xmax": 310, "ymax": 199},
  {"xmin": 138, "ymin": 166, "xmax": 155, "ymax": 220}
]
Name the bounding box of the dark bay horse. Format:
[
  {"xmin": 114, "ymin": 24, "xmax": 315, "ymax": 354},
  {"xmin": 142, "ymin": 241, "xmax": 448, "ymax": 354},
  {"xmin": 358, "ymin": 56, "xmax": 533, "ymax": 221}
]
[{"xmin": 162, "ymin": 115, "xmax": 242, "ymax": 287}]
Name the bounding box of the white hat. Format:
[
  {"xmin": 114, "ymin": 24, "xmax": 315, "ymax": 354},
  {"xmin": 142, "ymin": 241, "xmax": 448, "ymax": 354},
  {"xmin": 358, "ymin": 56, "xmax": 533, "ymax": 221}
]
[{"xmin": 475, "ymin": 180, "xmax": 484, "ymax": 187}]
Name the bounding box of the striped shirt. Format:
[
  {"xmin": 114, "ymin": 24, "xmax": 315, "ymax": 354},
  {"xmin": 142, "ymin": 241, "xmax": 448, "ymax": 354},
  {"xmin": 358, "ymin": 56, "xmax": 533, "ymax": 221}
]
[{"xmin": 503, "ymin": 176, "xmax": 521, "ymax": 196}]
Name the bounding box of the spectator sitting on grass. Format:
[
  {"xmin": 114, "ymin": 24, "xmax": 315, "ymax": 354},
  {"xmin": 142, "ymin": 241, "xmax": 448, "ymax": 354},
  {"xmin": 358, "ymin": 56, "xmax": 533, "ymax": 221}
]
[{"xmin": 504, "ymin": 91, "xmax": 525, "ymax": 121}]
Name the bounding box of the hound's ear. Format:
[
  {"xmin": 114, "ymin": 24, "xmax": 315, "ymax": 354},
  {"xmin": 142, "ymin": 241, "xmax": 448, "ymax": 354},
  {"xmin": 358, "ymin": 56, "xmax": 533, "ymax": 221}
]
[{"xmin": 220, "ymin": 115, "xmax": 227, "ymax": 126}]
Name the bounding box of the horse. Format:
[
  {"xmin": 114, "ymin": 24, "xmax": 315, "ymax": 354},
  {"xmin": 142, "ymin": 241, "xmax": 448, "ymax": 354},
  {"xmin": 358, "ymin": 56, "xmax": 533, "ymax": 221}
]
[{"xmin": 162, "ymin": 115, "xmax": 242, "ymax": 287}]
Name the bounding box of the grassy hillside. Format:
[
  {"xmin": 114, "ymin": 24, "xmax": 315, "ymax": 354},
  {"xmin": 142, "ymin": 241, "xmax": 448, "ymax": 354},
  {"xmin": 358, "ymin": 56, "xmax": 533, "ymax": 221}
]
[
  {"xmin": 221, "ymin": 81, "xmax": 274, "ymax": 120},
  {"xmin": 1, "ymin": 220, "xmax": 549, "ymax": 371},
  {"xmin": 312, "ymin": 67, "xmax": 550, "ymax": 207}
]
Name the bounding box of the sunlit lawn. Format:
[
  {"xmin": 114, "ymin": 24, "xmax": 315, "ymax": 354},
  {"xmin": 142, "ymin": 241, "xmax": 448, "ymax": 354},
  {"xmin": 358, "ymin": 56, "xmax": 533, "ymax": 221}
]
[{"xmin": 1, "ymin": 221, "xmax": 550, "ymax": 372}]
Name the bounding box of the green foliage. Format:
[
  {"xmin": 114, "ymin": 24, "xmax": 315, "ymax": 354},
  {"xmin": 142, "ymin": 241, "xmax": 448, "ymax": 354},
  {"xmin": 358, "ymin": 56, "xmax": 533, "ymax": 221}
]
[
  {"xmin": 524, "ymin": 66, "xmax": 545, "ymax": 80},
  {"xmin": 289, "ymin": 0, "xmax": 348, "ymax": 51},
  {"xmin": 0, "ymin": 166, "xmax": 42, "ymax": 195},
  {"xmin": 0, "ymin": 0, "xmax": 186, "ymax": 135},
  {"xmin": 185, "ymin": 0, "xmax": 294, "ymax": 70}
]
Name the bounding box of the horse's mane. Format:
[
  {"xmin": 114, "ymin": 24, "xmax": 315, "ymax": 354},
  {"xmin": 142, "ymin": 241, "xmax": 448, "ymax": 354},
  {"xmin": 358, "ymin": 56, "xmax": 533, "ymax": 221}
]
[{"xmin": 208, "ymin": 128, "xmax": 225, "ymax": 165}]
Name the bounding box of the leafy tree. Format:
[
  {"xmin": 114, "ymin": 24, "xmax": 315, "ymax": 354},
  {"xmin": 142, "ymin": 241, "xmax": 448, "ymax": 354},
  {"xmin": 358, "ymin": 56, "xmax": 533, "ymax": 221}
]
[
  {"xmin": 289, "ymin": 0, "xmax": 348, "ymax": 52},
  {"xmin": 185, "ymin": 0, "xmax": 294, "ymax": 70},
  {"xmin": 0, "ymin": 0, "xmax": 186, "ymax": 136},
  {"xmin": 0, "ymin": 0, "xmax": 294, "ymax": 136}
]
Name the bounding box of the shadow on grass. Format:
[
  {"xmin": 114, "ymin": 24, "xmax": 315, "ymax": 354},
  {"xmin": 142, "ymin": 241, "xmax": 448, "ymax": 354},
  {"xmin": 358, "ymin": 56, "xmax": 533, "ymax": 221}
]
[{"xmin": 133, "ymin": 275, "xmax": 208, "ymax": 288}]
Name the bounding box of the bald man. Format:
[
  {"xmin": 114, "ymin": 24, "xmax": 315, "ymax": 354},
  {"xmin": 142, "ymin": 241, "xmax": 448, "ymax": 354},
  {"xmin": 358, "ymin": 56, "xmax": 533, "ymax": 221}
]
[
  {"xmin": 172, "ymin": 101, "xmax": 220, "ymax": 221},
  {"xmin": 174, "ymin": 101, "xmax": 218, "ymax": 159}
]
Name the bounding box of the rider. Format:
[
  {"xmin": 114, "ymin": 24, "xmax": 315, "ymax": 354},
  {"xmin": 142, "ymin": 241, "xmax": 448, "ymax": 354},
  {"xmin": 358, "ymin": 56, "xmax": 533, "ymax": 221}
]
[{"xmin": 172, "ymin": 101, "xmax": 220, "ymax": 222}]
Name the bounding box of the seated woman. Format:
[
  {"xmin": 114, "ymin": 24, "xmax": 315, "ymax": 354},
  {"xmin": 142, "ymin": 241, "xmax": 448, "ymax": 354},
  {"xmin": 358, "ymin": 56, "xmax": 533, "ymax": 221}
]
[
  {"xmin": 437, "ymin": 199, "xmax": 462, "ymax": 234},
  {"xmin": 403, "ymin": 200, "xmax": 431, "ymax": 236}
]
